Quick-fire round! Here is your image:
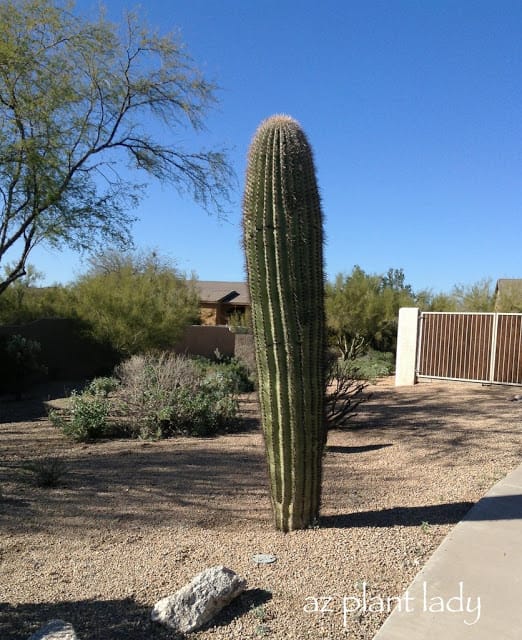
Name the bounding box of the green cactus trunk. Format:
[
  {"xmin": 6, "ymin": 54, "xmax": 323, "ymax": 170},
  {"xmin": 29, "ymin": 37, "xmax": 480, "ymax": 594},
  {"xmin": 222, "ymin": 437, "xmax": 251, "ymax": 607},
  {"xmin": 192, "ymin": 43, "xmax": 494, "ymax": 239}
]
[{"xmin": 242, "ymin": 115, "xmax": 327, "ymax": 532}]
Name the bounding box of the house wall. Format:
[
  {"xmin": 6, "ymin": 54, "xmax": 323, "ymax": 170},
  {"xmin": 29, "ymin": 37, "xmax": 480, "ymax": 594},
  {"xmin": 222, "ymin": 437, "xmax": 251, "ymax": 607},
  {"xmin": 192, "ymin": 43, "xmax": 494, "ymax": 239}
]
[
  {"xmin": 199, "ymin": 302, "xmax": 250, "ymax": 326},
  {"xmin": 0, "ymin": 319, "xmax": 255, "ymax": 388},
  {"xmin": 174, "ymin": 325, "xmax": 255, "ymax": 364},
  {"xmin": 174, "ymin": 325, "xmax": 236, "ymax": 358},
  {"xmin": 199, "ymin": 303, "xmax": 218, "ymax": 325}
]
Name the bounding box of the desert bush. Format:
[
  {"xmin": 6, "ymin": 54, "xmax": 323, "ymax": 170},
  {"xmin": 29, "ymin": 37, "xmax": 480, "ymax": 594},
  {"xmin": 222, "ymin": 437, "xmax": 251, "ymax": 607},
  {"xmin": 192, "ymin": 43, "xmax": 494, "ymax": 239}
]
[
  {"xmin": 113, "ymin": 352, "xmax": 239, "ymax": 439},
  {"xmin": 115, "ymin": 352, "xmax": 200, "ymax": 397},
  {"xmin": 49, "ymin": 390, "xmax": 112, "ymax": 441},
  {"xmin": 21, "ymin": 457, "xmax": 69, "ymax": 488},
  {"xmin": 217, "ymin": 357, "xmax": 256, "ymax": 393},
  {"xmin": 87, "ymin": 376, "xmax": 120, "ymax": 397},
  {"xmin": 349, "ymin": 349, "xmax": 395, "ymax": 381},
  {"xmin": 325, "ymin": 357, "xmax": 370, "ymax": 430},
  {"xmin": 156, "ymin": 377, "xmax": 239, "ymax": 438},
  {"xmin": 193, "ymin": 355, "xmax": 255, "ymax": 393}
]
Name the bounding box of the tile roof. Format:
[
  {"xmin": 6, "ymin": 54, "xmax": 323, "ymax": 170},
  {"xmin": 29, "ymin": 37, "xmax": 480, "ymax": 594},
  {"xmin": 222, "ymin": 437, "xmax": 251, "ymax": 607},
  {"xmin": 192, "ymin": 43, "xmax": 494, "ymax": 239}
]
[{"xmin": 194, "ymin": 281, "xmax": 250, "ymax": 305}]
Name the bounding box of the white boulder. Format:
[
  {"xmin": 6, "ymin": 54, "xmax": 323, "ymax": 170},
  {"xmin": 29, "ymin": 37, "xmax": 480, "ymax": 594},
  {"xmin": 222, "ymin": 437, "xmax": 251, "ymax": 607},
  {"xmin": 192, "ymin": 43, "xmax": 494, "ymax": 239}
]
[
  {"xmin": 151, "ymin": 565, "xmax": 246, "ymax": 633},
  {"xmin": 27, "ymin": 620, "xmax": 78, "ymax": 640}
]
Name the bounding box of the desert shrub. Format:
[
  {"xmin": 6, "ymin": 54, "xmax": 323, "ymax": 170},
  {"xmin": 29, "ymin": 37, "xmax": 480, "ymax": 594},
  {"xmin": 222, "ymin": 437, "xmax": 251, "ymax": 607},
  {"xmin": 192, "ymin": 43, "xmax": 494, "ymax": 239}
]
[
  {"xmin": 21, "ymin": 457, "xmax": 69, "ymax": 488},
  {"xmin": 349, "ymin": 349, "xmax": 395, "ymax": 381},
  {"xmin": 49, "ymin": 390, "xmax": 112, "ymax": 441},
  {"xmin": 227, "ymin": 308, "xmax": 251, "ymax": 330},
  {"xmin": 326, "ymin": 266, "xmax": 415, "ymax": 355},
  {"xmin": 218, "ymin": 357, "xmax": 255, "ymax": 393},
  {"xmin": 51, "ymin": 353, "xmax": 241, "ymax": 440},
  {"xmin": 115, "ymin": 352, "xmax": 200, "ymax": 396},
  {"xmin": 325, "ymin": 357, "xmax": 370, "ymax": 430},
  {"xmin": 87, "ymin": 376, "xmax": 120, "ymax": 397},
  {"xmin": 157, "ymin": 379, "xmax": 238, "ymax": 438},
  {"xmin": 113, "ymin": 352, "xmax": 239, "ymax": 439},
  {"xmin": 193, "ymin": 355, "xmax": 255, "ymax": 393}
]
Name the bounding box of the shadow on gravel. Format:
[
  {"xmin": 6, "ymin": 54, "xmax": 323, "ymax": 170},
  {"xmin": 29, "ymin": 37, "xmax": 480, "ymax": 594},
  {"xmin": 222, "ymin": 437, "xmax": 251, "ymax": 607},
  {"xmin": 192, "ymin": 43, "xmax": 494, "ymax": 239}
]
[
  {"xmin": 0, "ymin": 597, "xmax": 171, "ymax": 640},
  {"xmin": 0, "ymin": 588, "xmax": 272, "ymax": 640},
  {"xmin": 0, "ymin": 396, "xmax": 49, "ymax": 423},
  {"xmin": 321, "ymin": 501, "xmax": 475, "ymax": 528},
  {"xmin": 0, "ymin": 381, "xmax": 86, "ymax": 424},
  {"xmin": 348, "ymin": 384, "xmax": 519, "ymax": 433},
  {"xmin": 326, "ymin": 443, "xmax": 393, "ymax": 454},
  {"xmin": 0, "ymin": 444, "xmax": 271, "ymax": 533}
]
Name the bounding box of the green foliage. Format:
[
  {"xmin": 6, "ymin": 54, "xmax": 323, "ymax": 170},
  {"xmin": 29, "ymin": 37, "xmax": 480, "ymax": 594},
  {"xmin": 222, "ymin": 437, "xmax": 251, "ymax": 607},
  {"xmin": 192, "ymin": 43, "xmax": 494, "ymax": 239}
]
[
  {"xmin": 243, "ymin": 115, "xmax": 326, "ymax": 532},
  {"xmin": 0, "ymin": 267, "xmax": 74, "ymax": 325},
  {"xmin": 0, "ymin": 250, "xmax": 199, "ymax": 362},
  {"xmin": 450, "ymin": 278, "xmax": 496, "ymax": 311},
  {"xmin": 87, "ymin": 376, "xmax": 120, "ymax": 398},
  {"xmin": 70, "ymin": 249, "xmax": 200, "ymax": 356},
  {"xmin": 326, "ymin": 266, "xmax": 416, "ymax": 357},
  {"xmin": 418, "ymin": 278, "xmax": 495, "ymax": 312},
  {"xmin": 163, "ymin": 378, "xmax": 239, "ymax": 437},
  {"xmin": 49, "ymin": 390, "xmax": 112, "ymax": 442},
  {"xmin": 415, "ymin": 290, "xmax": 458, "ymax": 312},
  {"xmin": 0, "ymin": 0, "xmax": 233, "ymax": 294},
  {"xmin": 193, "ymin": 355, "xmax": 255, "ymax": 393},
  {"xmin": 112, "ymin": 352, "xmax": 240, "ymax": 439},
  {"xmin": 349, "ymin": 350, "xmax": 395, "ymax": 381}
]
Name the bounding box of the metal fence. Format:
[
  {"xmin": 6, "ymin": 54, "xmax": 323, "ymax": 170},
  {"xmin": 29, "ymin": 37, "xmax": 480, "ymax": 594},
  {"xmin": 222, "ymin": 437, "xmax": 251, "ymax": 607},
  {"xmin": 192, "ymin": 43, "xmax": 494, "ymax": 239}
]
[{"xmin": 416, "ymin": 312, "xmax": 522, "ymax": 385}]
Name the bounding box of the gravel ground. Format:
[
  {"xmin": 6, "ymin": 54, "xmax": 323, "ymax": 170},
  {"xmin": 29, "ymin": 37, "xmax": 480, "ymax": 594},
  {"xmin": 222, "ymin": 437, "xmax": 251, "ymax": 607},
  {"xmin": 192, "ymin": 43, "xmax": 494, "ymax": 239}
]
[{"xmin": 1, "ymin": 378, "xmax": 522, "ymax": 640}]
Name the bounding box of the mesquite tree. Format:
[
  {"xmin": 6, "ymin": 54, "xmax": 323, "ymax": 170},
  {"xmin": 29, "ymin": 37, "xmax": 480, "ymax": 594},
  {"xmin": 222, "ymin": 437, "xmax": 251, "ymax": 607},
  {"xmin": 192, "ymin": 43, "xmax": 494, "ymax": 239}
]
[
  {"xmin": 243, "ymin": 115, "xmax": 327, "ymax": 532},
  {"xmin": 0, "ymin": 0, "xmax": 233, "ymax": 294}
]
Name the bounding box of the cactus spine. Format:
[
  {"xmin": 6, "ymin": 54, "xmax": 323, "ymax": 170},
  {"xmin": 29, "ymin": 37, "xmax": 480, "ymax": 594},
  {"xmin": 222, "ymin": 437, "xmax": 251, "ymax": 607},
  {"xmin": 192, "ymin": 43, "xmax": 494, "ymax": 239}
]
[{"xmin": 242, "ymin": 115, "xmax": 327, "ymax": 532}]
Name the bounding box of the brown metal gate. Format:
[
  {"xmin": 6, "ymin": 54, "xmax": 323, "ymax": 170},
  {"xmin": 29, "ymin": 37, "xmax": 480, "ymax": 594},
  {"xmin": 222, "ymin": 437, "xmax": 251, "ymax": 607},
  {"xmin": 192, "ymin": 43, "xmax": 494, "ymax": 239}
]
[{"xmin": 417, "ymin": 312, "xmax": 522, "ymax": 385}]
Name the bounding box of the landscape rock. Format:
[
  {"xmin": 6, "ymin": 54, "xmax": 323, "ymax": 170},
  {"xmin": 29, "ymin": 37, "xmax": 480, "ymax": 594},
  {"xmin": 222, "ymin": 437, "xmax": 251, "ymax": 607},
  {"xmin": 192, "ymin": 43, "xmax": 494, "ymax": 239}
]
[
  {"xmin": 151, "ymin": 565, "xmax": 246, "ymax": 633},
  {"xmin": 27, "ymin": 620, "xmax": 78, "ymax": 640}
]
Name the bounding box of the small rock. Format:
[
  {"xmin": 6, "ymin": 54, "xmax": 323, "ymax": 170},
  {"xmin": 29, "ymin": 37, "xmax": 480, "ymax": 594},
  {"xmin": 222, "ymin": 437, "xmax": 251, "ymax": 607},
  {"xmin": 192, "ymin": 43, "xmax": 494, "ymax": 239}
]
[
  {"xmin": 27, "ymin": 620, "xmax": 78, "ymax": 640},
  {"xmin": 252, "ymin": 553, "xmax": 277, "ymax": 564},
  {"xmin": 151, "ymin": 565, "xmax": 246, "ymax": 633}
]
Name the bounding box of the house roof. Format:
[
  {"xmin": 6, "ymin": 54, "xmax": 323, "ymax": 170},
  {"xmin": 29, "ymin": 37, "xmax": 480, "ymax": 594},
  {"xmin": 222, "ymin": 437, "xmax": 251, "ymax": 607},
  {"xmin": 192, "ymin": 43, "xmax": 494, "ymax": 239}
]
[
  {"xmin": 495, "ymin": 279, "xmax": 522, "ymax": 292},
  {"xmin": 194, "ymin": 281, "xmax": 250, "ymax": 305},
  {"xmin": 495, "ymin": 279, "xmax": 522, "ymax": 311}
]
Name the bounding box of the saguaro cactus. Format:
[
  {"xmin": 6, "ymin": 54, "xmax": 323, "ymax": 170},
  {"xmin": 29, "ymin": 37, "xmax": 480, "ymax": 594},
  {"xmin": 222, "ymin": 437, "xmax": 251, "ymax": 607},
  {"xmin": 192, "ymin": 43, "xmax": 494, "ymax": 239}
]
[{"xmin": 242, "ymin": 115, "xmax": 327, "ymax": 531}]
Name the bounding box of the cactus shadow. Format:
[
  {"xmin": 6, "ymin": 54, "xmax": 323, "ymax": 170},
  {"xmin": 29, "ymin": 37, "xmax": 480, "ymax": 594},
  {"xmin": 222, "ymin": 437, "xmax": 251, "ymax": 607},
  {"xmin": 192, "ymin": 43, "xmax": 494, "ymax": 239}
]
[
  {"xmin": 321, "ymin": 501, "xmax": 474, "ymax": 529},
  {"xmin": 326, "ymin": 443, "xmax": 393, "ymax": 454}
]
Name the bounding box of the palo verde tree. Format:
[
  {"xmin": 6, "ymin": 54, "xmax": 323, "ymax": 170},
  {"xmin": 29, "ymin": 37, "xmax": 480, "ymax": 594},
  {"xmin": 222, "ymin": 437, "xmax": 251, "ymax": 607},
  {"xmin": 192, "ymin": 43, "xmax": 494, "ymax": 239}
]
[
  {"xmin": 71, "ymin": 248, "xmax": 200, "ymax": 356},
  {"xmin": 326, "ymin": 266, "xmax": 416, "ymax": 356},
  {"xmin": 0, "ymin": 0, "xmax": 233, "ymax": 294}
]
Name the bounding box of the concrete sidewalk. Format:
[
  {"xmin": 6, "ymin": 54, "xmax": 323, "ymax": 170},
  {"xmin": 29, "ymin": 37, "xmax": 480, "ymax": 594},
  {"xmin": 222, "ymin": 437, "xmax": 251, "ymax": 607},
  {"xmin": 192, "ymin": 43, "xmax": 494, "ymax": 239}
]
[{"xmin": 373, "ymin": 463, "xmax": 522, "ymax": 639}]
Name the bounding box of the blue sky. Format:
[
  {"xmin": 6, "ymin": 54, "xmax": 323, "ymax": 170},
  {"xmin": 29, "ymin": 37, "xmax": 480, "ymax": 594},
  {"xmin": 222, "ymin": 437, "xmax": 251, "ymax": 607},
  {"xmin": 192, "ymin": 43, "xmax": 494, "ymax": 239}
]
[{"xmin": 32, "ymin": 0, "xmax": 522, "ymax": 294}]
